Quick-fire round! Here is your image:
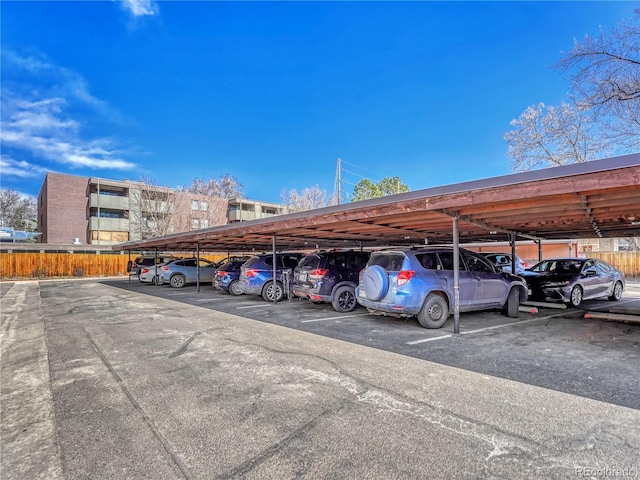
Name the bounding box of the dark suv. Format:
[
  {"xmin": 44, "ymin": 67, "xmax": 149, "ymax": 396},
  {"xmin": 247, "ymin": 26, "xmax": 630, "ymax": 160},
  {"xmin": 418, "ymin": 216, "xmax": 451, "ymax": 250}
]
[
  {"xmin": 239, "ymin": 253, "xmax": 306, "ymax": 302},
  {"xmin": 127, "ymin": 254, "xmax": 176, "ymax": 277},
  {"xmin": 292, "ymin": 250, "xmax": 371, "ymax": 312},
  {"xmin": 212, "ymin": 256, "xmax": 251, "ymax": 295}
]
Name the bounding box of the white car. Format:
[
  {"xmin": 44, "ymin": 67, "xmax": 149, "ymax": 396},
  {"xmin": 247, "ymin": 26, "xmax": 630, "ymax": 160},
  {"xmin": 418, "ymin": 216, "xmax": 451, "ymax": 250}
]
[{"xmin": 138, "ymin": 263, "xmax": 168, "ymax": 285}]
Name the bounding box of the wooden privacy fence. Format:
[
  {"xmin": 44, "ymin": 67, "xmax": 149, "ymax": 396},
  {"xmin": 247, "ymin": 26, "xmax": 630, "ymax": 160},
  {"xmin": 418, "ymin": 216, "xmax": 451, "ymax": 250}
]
[
  {"xmin": 0, "ymin": 252, "xmax": 227, "ymax": 279},
  {"xmin": 1, "ymin": 251, "xmax": 638, "ymax": 280},
  {"xmin": 590, "ymin": 252, "xmax": 640, "ymax": 278}
]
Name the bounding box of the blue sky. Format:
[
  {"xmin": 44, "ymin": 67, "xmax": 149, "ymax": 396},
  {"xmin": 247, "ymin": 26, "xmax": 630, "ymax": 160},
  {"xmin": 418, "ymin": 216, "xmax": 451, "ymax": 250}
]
[{"xmin": 1, "ymin": 1, "xmax": 635, "ymax": 204}]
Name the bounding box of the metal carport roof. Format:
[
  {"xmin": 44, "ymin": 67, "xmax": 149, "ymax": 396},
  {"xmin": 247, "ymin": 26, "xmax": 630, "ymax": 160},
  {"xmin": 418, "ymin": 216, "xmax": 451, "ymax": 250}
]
[{"xmin": 113, "ymin": 153, "xmax": 640, "ymax": 253}]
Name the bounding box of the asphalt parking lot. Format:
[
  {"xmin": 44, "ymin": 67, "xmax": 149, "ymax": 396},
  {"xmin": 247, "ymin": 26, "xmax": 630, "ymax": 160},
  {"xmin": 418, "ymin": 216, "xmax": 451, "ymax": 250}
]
[
  {"xmin": 110, "ymin": 277, "xmax": 640, "ymax": 410},
  {"xmin": 2, "ymin": 277, "xmax": 640, "ymax": 479}
]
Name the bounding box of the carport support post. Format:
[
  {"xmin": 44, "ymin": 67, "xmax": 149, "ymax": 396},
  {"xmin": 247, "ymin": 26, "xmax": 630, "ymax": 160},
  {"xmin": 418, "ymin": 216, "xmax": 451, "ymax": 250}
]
[
  {"xmin": 272, "ymin": 234, "xmax": 277, "ymax": 304},
  {"xmin": 196, "ymin": 242, "xmax": 201, "ymax": 293},
  {"xmin": 537, "ymin": 239, "xmax": 543, "ymax": 262},
  {"xmin": 453, "ymin": 215, "xmax": 460, "ymax": 334},
  {"xmin": 510, "ymin": 233, "xmax": 517, "ymax": 274},
  {"xmin": 154, "ymin": 247, "xmax": 158, "ymax": 287}
]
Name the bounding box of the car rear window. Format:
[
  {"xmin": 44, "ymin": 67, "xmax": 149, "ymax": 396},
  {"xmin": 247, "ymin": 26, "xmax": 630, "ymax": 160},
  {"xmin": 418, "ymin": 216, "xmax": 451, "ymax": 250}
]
[
  {"xmin": 298, "ymin": 254, "xmax": 322, "ymax": 269},
  {"xmin": 368, "ymin": 253, "xmax": 405, "ymax": 271},
  {"xmin": 243, "ymin": 257, "xmax": 260, "ymax": 268}
]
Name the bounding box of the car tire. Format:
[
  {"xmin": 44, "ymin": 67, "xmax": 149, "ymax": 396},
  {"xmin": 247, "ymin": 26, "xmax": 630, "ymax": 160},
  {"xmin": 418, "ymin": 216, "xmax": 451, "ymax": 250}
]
[
  {"xmin": 609, "ymin": 281, "xmax": 623, "ymax": 301},
  {"xmin": 362, "ymin": 265, "xmax": 389, "ymax": 302},
  {"xmin": 332, "ymin": 285, "xmax": 357, "ymax": 313},
  {"xmin": 170, "ymin": 274, "xmax": 186, "ymax": 288},
  {"xmin": 505, "ymin": 288, "xmax": 520, "ymax": 318},
  {"xmin": 417, "ymin": 293, "xmax": 449, "ymax": 329},
  {"xmin": 262, "ymin": 281, "xmax": 283, "ymax": 302},
  {"xmin": 229, "ymin": 280, "xmax": 243, "ymax": 296},
  {"xmin": 569, "ymin": 285, "xmax": 583, "ymax": 307}
]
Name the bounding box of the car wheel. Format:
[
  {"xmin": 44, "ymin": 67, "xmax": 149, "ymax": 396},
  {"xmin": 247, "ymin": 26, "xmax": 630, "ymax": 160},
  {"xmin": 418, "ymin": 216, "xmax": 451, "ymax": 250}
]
[
  {"xmin": 609, "ymin": 281, "xmax": 623, "ymax": 301},
  {"xmin": 229, "ymin": 280, "xmax": 243, "ymax": 296},
  {"xmin": 262, "ymin": 281, "xmax": 283, "ymax": 302},
  {"xmin": 569, "ymin": 285, "xmax": 583, "ymax": 307},
  {"xmin": 362, "ymin": 265, "xmax": 389, "ymax": 301},
  {"xmin": 417, "ymin": 293, "xmax": 449, "ymax": 329},
  {"xmin": 170, "ymin": 274, "xmax": 186, "ymax": 288},
  {"xmin": 332, "ymin": 285, "xmax": 357, "ymax": 313},
  {"xmin": 505, "ymin": 288, "xmax": 520, "ymax": 318}
]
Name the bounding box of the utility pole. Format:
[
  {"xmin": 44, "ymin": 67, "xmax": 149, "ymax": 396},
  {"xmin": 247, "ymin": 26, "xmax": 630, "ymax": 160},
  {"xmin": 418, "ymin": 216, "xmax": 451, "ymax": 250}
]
[{"xmin": 335, "ymin": 158, "xmax": 342, "ymax": 205}]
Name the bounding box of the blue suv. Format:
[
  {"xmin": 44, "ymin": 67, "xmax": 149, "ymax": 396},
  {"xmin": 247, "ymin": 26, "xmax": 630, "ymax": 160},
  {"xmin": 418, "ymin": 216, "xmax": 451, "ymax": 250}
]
[
  {"xmin": 292, "ymin": 250, "xmax": 370, "ymax": 312},
  {"xmin": 356, "ymin": 247, "xmax": 528, "ymax": 328},
  {"xmin": 239, "ymin": 253, "xmax": 305, "ymax": 302}
]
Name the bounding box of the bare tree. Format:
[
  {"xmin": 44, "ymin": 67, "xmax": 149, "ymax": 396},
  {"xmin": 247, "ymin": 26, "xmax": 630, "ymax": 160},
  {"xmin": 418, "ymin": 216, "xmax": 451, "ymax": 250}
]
[
  {"xmin": 505, "ymin": 10, "xmax": 639, "ymax": 170},
  {"xmin": 181, "ymin": 174, "xmax": 243, "ymax": 199},
  {"xmin": 505, "ymin": 102, "xmax": 607, "ymax": 171},
  {"xmin": 555, "ymin": 11, "xmax": 640, "ymax": 151},
  {"xmin": 128, "ymin": 176, "xmax": 175, "ymax": 240},
  {"xmin": 281, "ymin": 185, "xmax": 335, "ymax": 212},
  {"xmin": 0, "ymin": 188, "xmax": 36, "ymax": 230}
]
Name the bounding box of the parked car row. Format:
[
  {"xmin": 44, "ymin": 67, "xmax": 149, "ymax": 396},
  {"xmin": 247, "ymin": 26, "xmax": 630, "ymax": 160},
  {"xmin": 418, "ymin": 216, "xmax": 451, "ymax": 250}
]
[{"xmin": 136, "ymin": 249, "xmax": 625, "ymax": 329}]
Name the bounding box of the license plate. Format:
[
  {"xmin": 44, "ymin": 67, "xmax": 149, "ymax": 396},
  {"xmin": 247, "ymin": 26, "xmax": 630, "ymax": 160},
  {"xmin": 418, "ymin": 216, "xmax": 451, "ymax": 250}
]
[{"xmin": 297, "ymin": 273, "xmax": 307, "ymax": 281}]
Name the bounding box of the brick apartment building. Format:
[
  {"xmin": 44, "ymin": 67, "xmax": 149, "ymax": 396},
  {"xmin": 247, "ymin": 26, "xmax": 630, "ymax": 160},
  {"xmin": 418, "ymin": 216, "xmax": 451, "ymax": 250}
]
[{"xmin": 37, "ymin": 172, "xmax": 288, "ymax": 245}]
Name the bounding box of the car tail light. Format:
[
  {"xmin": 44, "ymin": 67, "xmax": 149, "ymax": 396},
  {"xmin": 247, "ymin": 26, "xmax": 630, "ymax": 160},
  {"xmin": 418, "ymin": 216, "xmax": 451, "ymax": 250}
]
[
  {"xmin": 216, "ymin": 271, "xmax": 228, "ymax": 278},
  {"xmin": 161, "ymin": 266, "xmax": 170, "ymax": 272},
  {"xmin": 141, "ymin": 268, "xmax": 150, "ymax": 274},
  {"xmin": 309, "ymin": 269, "xmax": 329, "ymax": 281},
  {"xmin": 397, "ymin": 270, "xmax": 415, "ymax": 286},
  {"xmin": 245, "ymin": 269, "xmax": 258, "ymax": 278}
]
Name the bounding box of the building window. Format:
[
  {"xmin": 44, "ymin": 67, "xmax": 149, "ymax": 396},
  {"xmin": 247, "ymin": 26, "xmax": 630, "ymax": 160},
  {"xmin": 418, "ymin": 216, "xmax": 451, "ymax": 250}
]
[
  {"xmin": 191, "ymin": 200, "xmax": 199, "ymax": 210},
  {"xmin": 200, "ymin": 201, "xmax": 208, "ymax": 212},
  {"xmin": 191, "ymin": 219, "xmax": 200, "ymax": 229},
  {"xmin": 200, "ymin": 219, "xmax": 209, "ymax": 228}
]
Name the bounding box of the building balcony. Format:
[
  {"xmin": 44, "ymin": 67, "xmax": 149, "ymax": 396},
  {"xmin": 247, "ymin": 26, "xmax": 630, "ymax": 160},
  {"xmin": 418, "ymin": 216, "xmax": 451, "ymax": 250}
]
[
  {"xmin": 89, "ymin": 193, "xmax": 129, "ymax": 211},
  {"xmin": 228, "ymin": 210, "xmax": 257, "ymax": 222},
  {"xmin": 89, "ymin": 217, "xmax": 129, "ymax": 232}
]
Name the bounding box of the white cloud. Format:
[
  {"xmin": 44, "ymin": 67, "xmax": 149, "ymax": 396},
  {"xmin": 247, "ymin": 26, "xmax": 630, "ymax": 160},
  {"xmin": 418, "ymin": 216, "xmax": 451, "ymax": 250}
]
[
  {"xmin": 0, "ymin": 154, "xmax": 50, "ymax": 179},
  {"xmin": 120, "ymin": 0, "xmax": 159, "ymax": 17},
  {"xmin": 0, "ymin": 51, "xmax": 137, "ymax": 172}
]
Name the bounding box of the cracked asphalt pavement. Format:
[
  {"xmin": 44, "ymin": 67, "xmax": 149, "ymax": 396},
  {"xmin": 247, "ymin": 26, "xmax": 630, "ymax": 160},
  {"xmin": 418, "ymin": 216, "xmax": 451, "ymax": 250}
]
[{"xmin": 2, "ymin": 278, "xmax": 639, "ymax": 479}]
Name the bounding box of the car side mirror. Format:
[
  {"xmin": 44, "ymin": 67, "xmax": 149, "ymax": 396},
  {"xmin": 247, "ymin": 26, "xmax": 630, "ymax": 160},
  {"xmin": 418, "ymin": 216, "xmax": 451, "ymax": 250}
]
[{"xmin": 584, "ymin": 268, "xmax": 597, "ymax": 277}]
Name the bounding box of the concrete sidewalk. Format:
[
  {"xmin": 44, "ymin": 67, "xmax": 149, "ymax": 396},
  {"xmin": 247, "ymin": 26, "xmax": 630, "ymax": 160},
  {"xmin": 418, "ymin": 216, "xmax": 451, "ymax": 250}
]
[{"xmin": 2, "ymin": 279, "xmax": 639, "ymax": 479}]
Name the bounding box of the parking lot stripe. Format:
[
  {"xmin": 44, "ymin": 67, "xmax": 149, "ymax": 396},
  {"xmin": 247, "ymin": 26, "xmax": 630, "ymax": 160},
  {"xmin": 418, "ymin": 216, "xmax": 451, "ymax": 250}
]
[
  {"xmin": 236, "ymin": 304, "xmax": 272, "ymax": 309},
  {"xmin": 301, "ymin": 313, "xmax": 371, "ymax": 323},
  {"xmin": 406, "ymin": 313, "xmax": 568, "ymax": 344},
  {"xmin": 406, "ymin": 335, "xmax": 453, "ymax": 345},
  {"xmin": 459, "ymin": 313, "xmax": 567, "ymax": 336},
  {"xmin": 196, "ymin": 298, "xmax": 219, "ymax": 303}
]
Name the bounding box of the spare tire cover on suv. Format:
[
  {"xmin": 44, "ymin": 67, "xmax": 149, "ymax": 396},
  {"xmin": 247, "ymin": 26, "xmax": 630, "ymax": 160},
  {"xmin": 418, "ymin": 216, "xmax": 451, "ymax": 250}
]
[{"xmin": 362, "ymin": 265, "xmax": 389, "ymax": 301}]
